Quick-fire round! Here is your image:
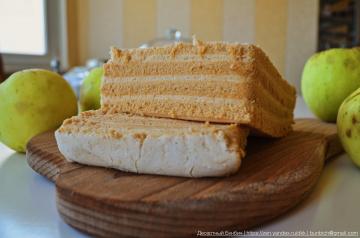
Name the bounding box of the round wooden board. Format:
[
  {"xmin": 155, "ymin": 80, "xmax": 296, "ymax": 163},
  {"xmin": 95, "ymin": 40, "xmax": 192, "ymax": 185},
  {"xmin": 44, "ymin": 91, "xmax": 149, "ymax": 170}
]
[{"xmin": 26, "ymin": 119, "xmax": 343, "ymax": 238}]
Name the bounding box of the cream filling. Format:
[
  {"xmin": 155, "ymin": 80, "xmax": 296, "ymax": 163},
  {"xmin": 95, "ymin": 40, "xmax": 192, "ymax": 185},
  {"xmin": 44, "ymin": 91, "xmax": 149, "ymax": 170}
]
[
  {"xmin": 103, "ymin": 74, "xmax": 245, "ymax": 84},
  {"xmin": 102, "ymin": 94, "xmax": 249, "ymax": 107},
  {"xmin": 143, "ymin": 53, "xmax": 232, "ymax": 62},
  {"xmin": 111, "ymin": 53, "xmax": 233, "ymax": 63}
]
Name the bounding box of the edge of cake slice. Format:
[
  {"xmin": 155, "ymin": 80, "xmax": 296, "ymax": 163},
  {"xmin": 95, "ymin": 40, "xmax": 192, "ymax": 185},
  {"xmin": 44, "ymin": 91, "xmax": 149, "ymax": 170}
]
[
  {"xmin": 101, "ymin": 39, "xmax": 296, "ymax": 137},
  {"xmin": 55, "ymin": 109, "xmax": 249, "ymax": 178}
]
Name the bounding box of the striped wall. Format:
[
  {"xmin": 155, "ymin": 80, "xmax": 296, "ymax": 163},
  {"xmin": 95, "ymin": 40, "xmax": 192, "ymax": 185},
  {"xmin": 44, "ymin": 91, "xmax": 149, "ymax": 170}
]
[
  {"xmin": 255, "ymin": 0, "xmax": 288, "ymax": 74},
  {"xmin": 68, "ymin": 0, "xmax": 319, "ymax": 93}
]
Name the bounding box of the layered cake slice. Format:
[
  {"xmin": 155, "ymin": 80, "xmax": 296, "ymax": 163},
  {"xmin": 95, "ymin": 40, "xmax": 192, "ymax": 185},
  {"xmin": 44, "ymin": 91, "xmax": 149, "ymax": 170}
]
[
  {"xmin": 102, "ymin": 39, "xmax": 296, "ymax": 137},
  {"xmin": 55, "ymin": 110, "xmax": 249, "ymax": 177}
]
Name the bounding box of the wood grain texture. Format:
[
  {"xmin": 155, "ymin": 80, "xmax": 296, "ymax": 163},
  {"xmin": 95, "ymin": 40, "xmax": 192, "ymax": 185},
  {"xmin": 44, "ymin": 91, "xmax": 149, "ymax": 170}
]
[
  {"xmin": 26, "ymin": 131, "xmax": 83, "ymax": 182},
  {"xmin": 26, "ymin": 119, "xmax": 343, "ymax": 238}
]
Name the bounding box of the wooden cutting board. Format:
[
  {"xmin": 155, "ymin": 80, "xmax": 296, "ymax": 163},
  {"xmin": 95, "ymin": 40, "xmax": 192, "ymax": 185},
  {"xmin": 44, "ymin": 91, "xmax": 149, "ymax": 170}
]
[{"xmin": 26, "ymin": 119, "xmax": 343, "ymax": 238}]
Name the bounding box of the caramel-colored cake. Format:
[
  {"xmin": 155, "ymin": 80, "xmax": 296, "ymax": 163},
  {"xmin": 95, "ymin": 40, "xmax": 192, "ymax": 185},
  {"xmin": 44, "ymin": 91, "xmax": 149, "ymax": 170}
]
[
  {"xmin": 102, "ymin": 39, "xmax": 296, "ymax": 137},
  {"xmin": 55, "ymin": 109, "xmax": 248, "ymax": 177}
]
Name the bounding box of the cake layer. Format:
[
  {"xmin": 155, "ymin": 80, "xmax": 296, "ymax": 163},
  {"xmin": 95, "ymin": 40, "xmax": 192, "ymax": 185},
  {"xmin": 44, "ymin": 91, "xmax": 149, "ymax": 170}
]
[
  {"xmin": 107, "ymin": 40, "xmax": 295, "ymax": 100},
  {"xmin": 101, "ymin": 75, "xmax": 293, "ymax": 117},
  {"xmin": 102, "ymin": 96, "xmax": 292, "ymax": 137},
  {"xmin": 55, "ymin": 110, "xmax": 249, "ymax": 177},
  {"xmin": 102, "ymin": 40, "xmax": 296, "ymax": 137},
  {"xmin": 103, "ymin": 61, "xmax": 294, "ymax": 105}
]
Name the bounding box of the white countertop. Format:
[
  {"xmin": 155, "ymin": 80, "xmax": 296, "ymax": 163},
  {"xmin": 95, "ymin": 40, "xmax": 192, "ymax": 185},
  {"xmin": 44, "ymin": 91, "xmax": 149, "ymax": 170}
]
[{"xmin": 0, "ymin": 97, "xmax": 359, "ymax": 238}]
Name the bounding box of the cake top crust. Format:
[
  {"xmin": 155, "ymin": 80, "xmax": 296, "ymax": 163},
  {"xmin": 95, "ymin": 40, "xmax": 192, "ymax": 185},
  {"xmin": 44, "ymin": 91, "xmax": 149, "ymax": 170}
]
[
  {"xmin": 57, "ymin": 109, "xmax": 249, "ymax": 151},
  {"xmin": 109, "ymin": 38, "xmax": 258, "ymax": 63},
  {"xmin": 105, "ymin": 38, "xmax": 296, "ymax": 96}
]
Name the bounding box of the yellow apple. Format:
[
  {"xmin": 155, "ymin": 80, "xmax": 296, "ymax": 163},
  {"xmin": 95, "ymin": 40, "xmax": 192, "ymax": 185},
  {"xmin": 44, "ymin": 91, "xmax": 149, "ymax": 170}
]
[
  {"xmin": 79, "ymin": 67, "xmax": 103, "ymax": 112},
  {"xmin": 0, "ymin": 69, "xmax": 78, "ymax": 152},
  {"xmin": 337, "ymin": 87, "xmax": 360, "ymax": 167},
  {"xmin": 301, "ymin": 48, "xmax": 360, "ymax": 122}
]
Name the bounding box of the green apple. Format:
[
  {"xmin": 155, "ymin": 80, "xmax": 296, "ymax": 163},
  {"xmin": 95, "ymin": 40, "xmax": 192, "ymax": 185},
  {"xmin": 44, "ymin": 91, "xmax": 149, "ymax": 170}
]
[
  {"xmin": 301, "ymin": 48, "xmax": 360, "ymax": 122},
  {"xmin": 79, "ymin": 67, "xmax": 103, "ymax": 112},
  {"xmin": 337, "ymin": 87, "xmax": 360, "ymax": 167},
  {"xmin": 0, "ymin": 69, "xmax": 78, "ymax": 153}
]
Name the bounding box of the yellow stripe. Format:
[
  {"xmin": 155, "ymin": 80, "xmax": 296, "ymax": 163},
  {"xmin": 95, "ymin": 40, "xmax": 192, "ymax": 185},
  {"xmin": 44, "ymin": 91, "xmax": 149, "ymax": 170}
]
[
  {"xmin": 255, "ymin": 0, "xmax": 288, "ymax": 75},
  {"xmin": 191, "ymin": 0, "xmax": 224, "ymax": 41},
  {"xmin": 66, "ymin": 0, "xmax": 79, "ymax": 66},
  {"xmin": 157, "ymin": 0, "xmax": 191, "ymax": 37},
  {"xmin": 123, "ymin": 0, "xmax": 157, "ymax": 48},
  {"xmin": 74, "ymin": 0, "xmax": 90, "ymax": 65},
  {"xmin": 223, "ymin": 0, "xmax": 255, "ymax": 43},
  {"xmin": 286, "ymin": 0, "xmax": 319, "ymax": 91}
]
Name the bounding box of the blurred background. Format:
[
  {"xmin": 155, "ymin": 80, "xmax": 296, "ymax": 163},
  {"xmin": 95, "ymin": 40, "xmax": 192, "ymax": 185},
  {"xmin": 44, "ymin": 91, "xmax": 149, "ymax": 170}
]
[{"xmin": 0, "ymin": 0, "xmax": 359, "ymax": 93}]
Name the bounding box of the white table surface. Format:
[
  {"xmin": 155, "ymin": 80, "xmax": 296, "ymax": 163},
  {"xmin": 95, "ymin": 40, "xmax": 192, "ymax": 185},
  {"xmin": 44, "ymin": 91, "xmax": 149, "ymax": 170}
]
[{"xmin": 0, "ymin": 97, "xmax": 359, "ymax": 238}]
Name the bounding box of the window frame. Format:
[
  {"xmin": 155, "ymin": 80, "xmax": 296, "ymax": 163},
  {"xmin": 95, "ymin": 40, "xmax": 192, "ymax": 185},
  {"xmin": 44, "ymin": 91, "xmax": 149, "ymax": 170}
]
[{"xmin": 2, "ymin": 0, "xmax": 69, "ymax": 73}]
